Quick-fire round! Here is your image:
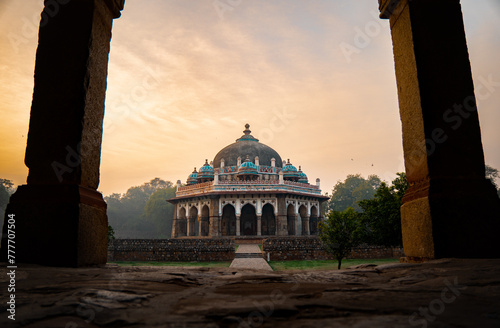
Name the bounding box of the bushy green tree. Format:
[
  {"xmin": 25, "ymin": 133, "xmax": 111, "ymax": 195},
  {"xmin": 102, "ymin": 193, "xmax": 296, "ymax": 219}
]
[
  {"xmin": 358, "ymin": 173, "xmax": 408, "ymax": 246},
  {"xmin": 319, "ymin": 208, "xmax": 361, "ymax": 269},
  {"xmin": 143, "ymin": 187, "xmax": 176, "ymax": 238},
  {"xmin": 328, "ymin": 174, "xmax": 381, "ymax": 212},
  {"xmin": 104, "ymin": 178, "xmax": 174, "ymax": 238}
]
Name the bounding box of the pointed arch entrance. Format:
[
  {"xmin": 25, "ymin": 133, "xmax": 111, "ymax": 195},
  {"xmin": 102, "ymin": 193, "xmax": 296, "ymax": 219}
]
[
  {"xmin": 221, "ymin": 204, "xmax": 236, "ymax": 236},
  {"xmin": 241, "ymin": 204, "xmax": 257, "ymax": 236},
  {"xmin": 261, "ymin": 203, "xmax": 276, "ymax": 235}
]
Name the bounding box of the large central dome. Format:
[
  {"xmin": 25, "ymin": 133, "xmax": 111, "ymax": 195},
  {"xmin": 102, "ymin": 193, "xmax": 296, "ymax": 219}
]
[{"xmin": 213, "ymin": 124, "xmax": 283, "ymax": 168}]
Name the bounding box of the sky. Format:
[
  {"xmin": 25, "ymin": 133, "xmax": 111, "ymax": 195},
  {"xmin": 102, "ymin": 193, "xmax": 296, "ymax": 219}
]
[{"xmin": 0, "ymin": 0, "xmax": 499, "ymax": 196}]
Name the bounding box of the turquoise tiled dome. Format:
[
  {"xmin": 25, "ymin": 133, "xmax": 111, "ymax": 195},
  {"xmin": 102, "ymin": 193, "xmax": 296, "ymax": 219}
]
[
  {"xmin": 187, "ymin": 168, "xmax": 198, "ymax": 185},
  {"xmin": 197, "ymin": 159, "xmax": 214, "ymax": 181},
  {"xmin": 238, "ymin": 155, "xmax": 258, "ymax": 177},
  {"xmin": 283, "ymin": 159, "xmax": 300, "ymax": 180},
  {"xmin": 298, "ymin": 166, "xmax": 308, "ymax": 183}
]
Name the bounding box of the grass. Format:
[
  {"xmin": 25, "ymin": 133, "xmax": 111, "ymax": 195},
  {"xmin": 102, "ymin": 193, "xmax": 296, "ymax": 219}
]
[
  {"xmin": 235, "ymin": 245, "xmax": 239, "ymax": 252},
  {"xmin": 268, "ymin": 258, "xmax": 399, "ymax": 271},
  {"xmin": 109, "ymin": 261, "xmax": 231, "ymax": 267},
  {"xmin": 258, "ymin": 244, "xmax": 263, "ymax": 251}
]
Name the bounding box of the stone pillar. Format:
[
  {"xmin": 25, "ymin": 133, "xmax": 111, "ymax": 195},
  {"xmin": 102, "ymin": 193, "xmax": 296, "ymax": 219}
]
[
  {"xmin": 236, "ymin": 215, "xmax": 241, "ymax": 236},
  {"xmin": 276, "ymin": 196, "xmax": 288, "ymax": 236},
  {"xmin": 295, "ymin": 214, "xmax": 301, "ymax": 236},
  {"xmin": 257, "ymin": 215, "xmax": 262, "ymax": 236},
  {"xmin": 379, "ymin": 0, "xmax": 500, "ymax": 260},
  {"xmin": 187, "ymin": 218, "xmax": 193, "ymax": 236},
  {"xmin": 171, "ymin": 204, "xmax": 178, "ymax": 238},
  {"xmin": 209, "ymin": 197, "xmax": 220, "ymax": 237},
  {"xmin": 0, "ymin": 0, "xmax": 124, "ymax": 267},
  {"xmin": 198, "ymin": 215, "xmax": 203, "ymax": 236},
  {"xmin": 303, "ymin": 216, "xmax": 310, "ymax": 236}
]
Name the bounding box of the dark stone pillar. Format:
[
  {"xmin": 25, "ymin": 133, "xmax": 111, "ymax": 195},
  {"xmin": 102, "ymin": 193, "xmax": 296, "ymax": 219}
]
[
  {"xmin": 0, "ymin": 0, "xmax": 124, "ymax": 267},
  {"xmin": 379, "ymin": 0, "xmax": 500, "ymax": 260},
  {"xmin": 209, "ymin": 197, "xmax": 220, "ymax": 237},
  {"xmin": 276, "ymin": 196, "xmax": 288, "ymax": 236}
]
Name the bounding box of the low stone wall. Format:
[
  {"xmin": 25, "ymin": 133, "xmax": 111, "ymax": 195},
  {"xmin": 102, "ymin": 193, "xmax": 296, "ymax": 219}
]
[
  {"xmin": 108, "ymin": 239, "xmax": 235, "ymax": 262},
  {"xmin": 263, "ymin": 237, "xmax": 404, "ymax": 261}
]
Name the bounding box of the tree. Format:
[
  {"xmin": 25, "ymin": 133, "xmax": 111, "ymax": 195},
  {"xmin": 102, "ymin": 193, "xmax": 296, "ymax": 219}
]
[
  {"xmin": 0, "ymin": 179, "xmax": 15, "ymax": 236},
  {"xmin": 104, "ymin": 178, "xmax": 174, "ymax": 238},
  {"xmin": 143, "ymin": 187, "xmax": 176, "ymax": 238},
  {"xmin": 319, "ymin": 208, "xmax": 361, "ymax": 269},
  {"xmin": 108, "ymin": 225, "xmax": 115, "ymax": 244},
  {"xmin": 486, "ymin": 165, "xmax": 499, "ymax": 189},
  {"xmin": 328, "ymin": 174, "xmax": 381, "ymax": 212},
  {"xmin": 358, "ymin": 173, "xmax": 408, "ymax": 246}
]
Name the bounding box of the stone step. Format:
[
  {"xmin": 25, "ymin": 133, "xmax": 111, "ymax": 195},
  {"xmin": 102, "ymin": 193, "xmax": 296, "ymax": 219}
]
[{"xmin": 234, "ymin": 253, "xmax": 264, "ymax": 259}]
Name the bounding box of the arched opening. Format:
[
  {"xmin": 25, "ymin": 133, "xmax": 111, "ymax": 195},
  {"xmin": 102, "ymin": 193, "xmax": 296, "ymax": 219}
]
[
  {"xmin": 310, "ymin": 206, "xmax": 319, "ymax": 235},
  {"xmin": 221, "ymin": 204, "xmax": 236, "ymax": 236},
  {"xmin": 200, "ymin": 205, "xmax": 209, "ymax": 237},
  {"xmin": 178, "ymin": 207, "xmax": 187, "ymax": 237},
  {"xmin": 287, "ymin": 204, "xmax": 295, "ymax": 236},
  {"xmin": 241, "ymin": 204, "xmax": 257, "ymax": 236},
  {"xmin": 261, "ymin": 203, "xmax": 276, "ymax": 235},
  {"xmin": 189, "ymin": 206, "xmax": 199, "ymax": 236},
  {"xmin": 299, "ymin": 205, "xmax": 308, "ymax": 236}
]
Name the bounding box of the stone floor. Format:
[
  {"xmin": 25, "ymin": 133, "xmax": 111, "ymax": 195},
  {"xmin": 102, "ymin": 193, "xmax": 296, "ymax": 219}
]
[
  {"xmin": 230, "ymin": 244, "xmax": 273, "ymax": 271},
  {"xmin": 0, "ymin": 259, "xmax": 499, "ymax": 327}
]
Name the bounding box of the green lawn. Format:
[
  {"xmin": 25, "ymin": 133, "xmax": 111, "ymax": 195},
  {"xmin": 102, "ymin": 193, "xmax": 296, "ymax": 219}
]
[
  {"xmin": 109, "ymin": 261, "xmax": 231, "ymax": 267},
  {"xmin": 269, "ymin": 258, "xmax": 399, "ymax": 271}
]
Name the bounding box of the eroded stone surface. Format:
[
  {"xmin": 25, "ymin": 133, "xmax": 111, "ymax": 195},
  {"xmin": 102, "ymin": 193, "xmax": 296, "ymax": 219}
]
[{"xmin": 0, "ymin": 259, "xmax": 499, "ymax": 327}]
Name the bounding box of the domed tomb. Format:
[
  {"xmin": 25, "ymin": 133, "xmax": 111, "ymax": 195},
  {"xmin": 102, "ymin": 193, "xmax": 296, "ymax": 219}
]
[{"xmin": 213, "ymin": 124, "xmax": 283, "ymax": 168}]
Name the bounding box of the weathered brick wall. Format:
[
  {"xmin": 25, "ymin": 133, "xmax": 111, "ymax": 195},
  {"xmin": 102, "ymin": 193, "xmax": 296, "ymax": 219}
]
[
  {"xmin": 108, "ymin": 239, "xmax": 235, "ymax": 262},
  {"xmin": 263, "ymin": 237, "xmax": 404, "ymax": 261}
]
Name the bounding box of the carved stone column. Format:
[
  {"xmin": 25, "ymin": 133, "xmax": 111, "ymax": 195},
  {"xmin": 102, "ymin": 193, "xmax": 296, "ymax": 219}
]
[
  {"xmin": 0, "ymin": 0, "xmax": 124, "ymax": 267},
  {"xmin": 236, "ymin": 215, "xmax": 241, "ymax": 236},
  {"xmin": 209, "ymin": 197, "xmax": 220, "ymax": 237},
  {"xmin": 257, "ymin": 215, "xmax": 262, "ymax": 236},
  {"xmin": 198, "ymin": 215, "xmax": 203, "ymax": 237},
  {"xmin": 171, "ymin": 204, "xmax": 178, "ymax": 238},
  {"xmin": 379, "ymin": 0, "xmax": 500, "ymax": 260},
  {"xmin": 303, "ymin": 216, "xmax": 310, "ymax": 236},
  {"xmin": 276, "ymin": 195, "xmax": 288, "ymax": 236}
]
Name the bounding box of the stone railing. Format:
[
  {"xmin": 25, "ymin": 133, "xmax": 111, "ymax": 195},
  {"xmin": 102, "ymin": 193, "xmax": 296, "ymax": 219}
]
[
  {"xmin": 108, "ymin": 238, "xmax": 235, "ymax": 262},
  {"xmin": 176, "ymin": 179, "xmax": 321, "ymax": 197},
  {"xmin": 262, "ymin": 237, "xmax": 404, "ymax": 261}
]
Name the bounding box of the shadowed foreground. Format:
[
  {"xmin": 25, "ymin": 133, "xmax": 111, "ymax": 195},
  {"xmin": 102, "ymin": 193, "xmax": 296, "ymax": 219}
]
[{"xmin": 1, "ymin": 259, "xmax": 499, "ymax": 327}]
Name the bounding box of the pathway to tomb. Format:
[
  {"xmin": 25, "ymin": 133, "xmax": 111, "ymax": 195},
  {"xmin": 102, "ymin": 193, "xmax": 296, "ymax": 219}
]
[{"xmin": 229, "ymin": 244, "xmax": 273, "ymax": 271}]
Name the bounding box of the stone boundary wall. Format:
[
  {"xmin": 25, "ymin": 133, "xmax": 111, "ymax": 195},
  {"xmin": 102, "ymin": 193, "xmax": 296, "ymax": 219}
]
[
  {"xmin": 263, "ymin": 237, "xmax": 404, "ymax": 261},
  {"xmin": 108, "ymin": 239, "xmax": 235, "ymax": 262}
]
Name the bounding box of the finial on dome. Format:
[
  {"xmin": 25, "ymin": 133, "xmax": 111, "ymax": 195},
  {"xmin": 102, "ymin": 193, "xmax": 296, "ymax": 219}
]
[
  {"xmin": 193, "ymin": 167, "xmax": 197, "ymax": 172},
  {"xmin": 205, "ymin": 159, "xmax": 208, "ymax": 165},
  {"xmin": 246, "ymin": 154, "xmax": 250, "ymax": 161},
  {"xmin": 287, "ymin": 159, "xmax": 290, "ymax": 164},
  {"xmin": 243, "ymin": 123, "xmax": 251, "ymax": 135}
]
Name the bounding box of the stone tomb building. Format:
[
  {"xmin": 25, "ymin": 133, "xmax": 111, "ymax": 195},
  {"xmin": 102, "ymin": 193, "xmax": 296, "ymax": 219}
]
[{"xmin": 169, "ymin": 124, "xmax": 329, "ymax": 238}]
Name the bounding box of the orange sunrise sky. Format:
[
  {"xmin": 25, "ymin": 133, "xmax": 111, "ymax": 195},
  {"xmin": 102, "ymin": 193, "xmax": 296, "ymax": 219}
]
[{"xmin": 1, "ymin": 0, "xmax": 499, "ymax": 196}]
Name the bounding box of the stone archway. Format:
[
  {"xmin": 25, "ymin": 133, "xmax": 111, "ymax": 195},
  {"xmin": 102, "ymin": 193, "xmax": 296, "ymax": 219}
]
[
  {"xmin": 200, "ymin": 205, "xmax": 209, "ymax": 236},
  {"xmin": 261, "ymin": 203, "xmax": 276, "ymax": 235},
  {"xmin": 240, "ymin": 204, "xmax": 257, "ymax": 236},
  {"xmin": 2, "ymin": 0, "xmax": 500, "ymax": 266},
  {"xmin": 298, "ymin": 205, "xmax": 308, "ymax": 236},
  {"xmin": 287, "ymin": 204, "xmax": 296, "ymax": 236},
  {"xmin": 221, "ymin": 204, "xmax": 236, "ymax": 236},
  {"xmin": 189, "ymin": 206, "xmax": 198, "ymax": 236},
  {"xmin": 310, "ymin": 206, "xmax": 319, "ymax": 235},
  {"xmin": 178, "ymin": 207, "xmax": 187, "ymax": 236}
]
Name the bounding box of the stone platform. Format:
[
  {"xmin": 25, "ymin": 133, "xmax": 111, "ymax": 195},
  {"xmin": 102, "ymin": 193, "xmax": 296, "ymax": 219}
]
[{"xmin": 0, "ymin": 259, "xmax": 499, "ymax": 327}]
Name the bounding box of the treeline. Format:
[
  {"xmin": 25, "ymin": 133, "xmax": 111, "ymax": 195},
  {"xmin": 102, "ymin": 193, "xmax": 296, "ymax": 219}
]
[
  {"xmin": 325, "ymin": 173, "xmax": 407, "ymax": 247},
  {"xmin": 105, "ymin": 178, "xmax": 176, "ymax": 239}
]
